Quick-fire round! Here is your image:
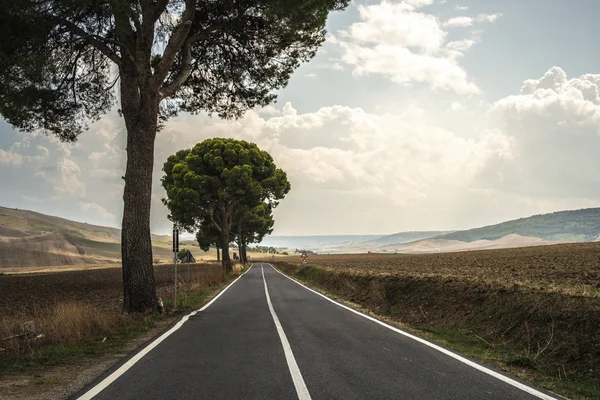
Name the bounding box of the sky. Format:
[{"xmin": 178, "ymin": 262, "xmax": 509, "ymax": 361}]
[{"xmin": 2, "ymin": 0, "xmax": 600, "ymax": 236}]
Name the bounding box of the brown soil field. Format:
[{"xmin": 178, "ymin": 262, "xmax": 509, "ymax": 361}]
[
  {"xmin": 0, "ymin": 263, "xmax": 220, "ymax": 318},
  {"xmin": 268, "ymin": 242, "xmax": 600, "ymax": 396},
  {"xmin": 293, "ymin": 242, "xmax": 600, "ymax": 297}
]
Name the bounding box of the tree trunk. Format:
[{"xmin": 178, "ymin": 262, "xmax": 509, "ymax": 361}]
[
  {"xmin": 241, "ymin": 243, "xmax": 248, "ymax": 265},
  {"xmin": 120, "ymin": 83, "xmax": 159, "ymax": 313},
  {"xmin": 221, "ymin": 229, "xmax": 232, "ymax": 274},
  {"xmin": 216, "ymin": 246, "xmax": 220, "ymax": 262}
]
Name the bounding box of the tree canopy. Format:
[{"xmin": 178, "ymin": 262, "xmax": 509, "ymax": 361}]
[
  {"xmin": 0, "ymin": 0, "xmax": 349, "ymax": 139},
  {"xmin": 162, "ymin": 138, "xmax": 290, "ymax": 272}
]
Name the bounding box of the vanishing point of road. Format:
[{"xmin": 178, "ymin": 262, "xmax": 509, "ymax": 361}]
[{"xmin": 73, "ymin": 264, "xmax": 559, "ymax": 400}]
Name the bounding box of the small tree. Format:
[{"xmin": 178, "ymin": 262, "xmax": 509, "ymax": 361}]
[
  {"xmin": 162, "ymin": 138, "xmax": 290, "ymax": 273},
  {"xmin": 235, "ymin": 202, "xmax": 275, "ymax": 264}
]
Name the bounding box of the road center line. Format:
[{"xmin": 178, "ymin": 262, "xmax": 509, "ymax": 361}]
[
  {"xmin": 261, "ymin": 264, "xmax": 312, "ymax": 400},
  {"xmin": 269, "ymin": 264, "xmax": 559, "ymax": 400}
]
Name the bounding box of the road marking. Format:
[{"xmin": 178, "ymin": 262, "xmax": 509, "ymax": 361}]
[
  {"xmin": 261, "ymin": 264, "xmax": 312, "ymax": 400},
  {"xmin": 269, "ymin": 264, "xmax": 560, "ymax": 400},
  {"xmin": 77, "ymin": 266, "xmax": 253, "ymax": 400}
]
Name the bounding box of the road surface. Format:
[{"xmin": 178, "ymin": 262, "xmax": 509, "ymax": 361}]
[{"xmin": 74, "ymin": 264, "xmax": 557, "ymax": 400}]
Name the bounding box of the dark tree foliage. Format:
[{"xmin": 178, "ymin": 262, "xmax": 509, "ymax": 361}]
[
  {"xmin": 161, "ymin": 138, "xmax": 290, "ymax": 273},
  {"xmin": 0, "ymin": 0, "xmax": 348, "ymax": 312},
  {"xmin": 234, "ymin": 202, "xmax": 274, "ymax": 264},
  {"xmin": 195, "ymin": 219, "xmax": 221, "ymax": 252}
]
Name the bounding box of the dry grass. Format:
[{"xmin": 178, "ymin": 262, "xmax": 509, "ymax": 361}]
[
  {"xmin": 0, "ymin": 263, "xmax": 228, "ymax": 366},
  {"xmin": 1, "ymin": 303, "xmax": 126, "ymax": 358}
]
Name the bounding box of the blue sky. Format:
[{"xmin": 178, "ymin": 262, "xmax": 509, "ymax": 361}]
[{"xmin": 2, "ymin": 0, "xmax": 600, "ymax": 235}]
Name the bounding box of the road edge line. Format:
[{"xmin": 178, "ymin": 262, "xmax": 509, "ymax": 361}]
[
  {"xmin": 262, "ymin": 265, "xmax": 312, "ymax": 400},
  {"xmin": 269, "ymin": 264, "xmax": 559, "ymax": 400},
  {"xmin": 76, "ymin": 265, "xmax": 253, "ymax": 400}
]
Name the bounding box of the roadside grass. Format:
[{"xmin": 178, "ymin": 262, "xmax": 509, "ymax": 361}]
[
  {"xmin": 0, "ymin": 264, "xmax": 238, "ymax": 378},
  {"xmin": 412, "ymin": 325, "xmax": 600, "ymax": 400},
  {"xmin": 271, "ymin": 261, "xmax": 600, "ymax": 400}
]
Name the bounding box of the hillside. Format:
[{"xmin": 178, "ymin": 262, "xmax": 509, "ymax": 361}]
[
  {"xmin": 0, "ymin": 206, "xmax": 176, "ymax": 269},
  {"xmin": 259, "ymin": 235, "xmax": 380, "ymax": 249},
  {"xmin": 258, "ymin": 232, "xmax": 447, "ymax": 251},
  {"xmin": 359, "ymin": 231, "xmax": 450, "ymax": 246},
  {"xmin": 0, "ymin": 206, "xmax": 168, "ymax": 242},
  {"xmin": 437, "ymin": 208, "xmax": 600, "ymax": 243}
]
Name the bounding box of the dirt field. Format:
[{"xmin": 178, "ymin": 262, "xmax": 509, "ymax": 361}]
[
  {"xmin": 288, "ymin": 242, "xmax": 600, "ymax": 297},
  {"xmin": 0, "ymin": 263, "xmax": 220, "ymax": 318}
]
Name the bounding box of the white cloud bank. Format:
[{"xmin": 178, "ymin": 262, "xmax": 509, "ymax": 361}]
[
  {"xmin": 0, "ymin": 149, "xmax": 24, "ymax": 166},
  {"xmin": 1, "ymin": 39, "xmax": 597, "ymax": 234},
  {"xmin": 482, "ymin": 67, "xmax": 600, "ymax": 199},
  {"xmin": 330, "ymin": 1, "xmax": 502, "ymax": 95}
]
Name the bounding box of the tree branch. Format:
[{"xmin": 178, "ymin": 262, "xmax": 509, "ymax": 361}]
[
  {"xmin": 152, "ymin": 0, "xmax": 170, "ymax": 22},
  {"xmin": 210, "ymin": 211, "xmax": 223, "ymax": 232},
  {"xmin": 110, "ymin": 1, "xmax": 137, "ymax": 62},
  {"xmin": 160, "ymin": 22, "xmax": 226, "ymax": 98},
  {"xmin": 160, "ymin": 38, "xmax": 193, "ymax": 98},
  {"xmin": 151, "ymin": 0, "xmax": 196, "ymax": 88},
  {"xmin": 59, "ymin": 19, "xmax": 123, "ymax": 66}
]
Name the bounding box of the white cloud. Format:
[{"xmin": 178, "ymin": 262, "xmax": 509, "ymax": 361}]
[
  {"xmin": 450, "ymin": 101, "xmax": 466, "ymax": 111},
  {"xmin": 157, "ymin": 102, "xmax": 512, "ymax": 209},
  {"xmin": 334, "ymin": 1, "xmax": 483, "ymax": 94},
  {"xmin": 54, "ymin": 158, "xmax": 85, "ymax": 198},
  {"xmin": 341, "ymin": 42, "xmax": 479, "ymax": 94},
  {"xmin": 443, "ymin": 16, "xmax": 473, "ymax": 28},
  {"xmin": 343, "ymin": 2, "xmax": 446, "ymax": 51},
  {"xmin": 404, "ymin": 0, "xmax": 435, "ymax": 8},
  {"xmin": 79, "ymin": 202, "xmax": 117, "ymax": 226},
  {"xmin": 88, "ymin": 142, "xmax": 125, "ymax": 178},
  {"xmin": 455, "ymin": 5, "xmax": 468, "ymax": 11},
  {"xmin": 445, "ymin": 39, "xmax": 477, "ymax": 58},
  {"xmin": 481, "ymin": 67, "xmax": 600, "ymax": 199},
  {"xmin": 476, "ymin": 13, "xmax": 502, "ymax": 23},
  {"xmin": 29, "ymin": 145, "xmax": 50, "ymax": 163},
  {"xmin": 0, "ymin": 149, "xmax": 24, "ymax": 166},
  {"xmin": 318, "ymin": 61, "xmax": 345, "ymax": 71}
]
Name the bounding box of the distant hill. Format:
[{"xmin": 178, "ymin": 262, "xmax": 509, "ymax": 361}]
[
  {"xmin": 0, "ymin": 206, "xmax": 176, "ymax": 269},
  {"xmin": 437, "ymin": 208, "xmax": 600, "ymax": 243},
  {"xmin": 359, "ymin": 231, "xmax": 451, "ymax": 246},
  {"xmin": 259, "ymin": 235, "xmax": 380, "ymax": 250},
  {"xmin": 4, "ymin": 205, "xmax": 600, "ymax": 266},
  {"xmin": 277, "ymin": 208, "xmax": 600, "ymax": 254},
  {"xmin": 258, "ymin": 232, "xmax": 447, "ymax": 252},
  {"xmin": 0, "ymin": 206, "xmax": 169, "ymax": 242}
]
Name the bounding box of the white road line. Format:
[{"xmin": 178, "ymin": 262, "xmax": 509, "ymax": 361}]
[
  {"xmin": 268, "ymin": 264, "xmax": 560, "ymax": 400},
  {"xmin": 261, "ymin": 264, "xmax": 312, "ymax": 400},
  {"xmin": 77, "ymin": 266, "xmax": 253, "ymax": 400}
]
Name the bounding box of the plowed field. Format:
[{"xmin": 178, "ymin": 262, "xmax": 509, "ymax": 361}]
[{"xmin": 286, "ymin": 242, "xmax": 600, "ymax": 297}]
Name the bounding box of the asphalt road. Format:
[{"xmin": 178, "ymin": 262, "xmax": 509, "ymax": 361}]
[{"xmin": 75, "ymin": 264, "xmax": 558, "ymax": 400}]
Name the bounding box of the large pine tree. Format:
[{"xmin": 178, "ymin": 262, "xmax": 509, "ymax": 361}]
[{"xmin": 0, "ymin": 0, "xmax": 348, "ymax": 312}]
